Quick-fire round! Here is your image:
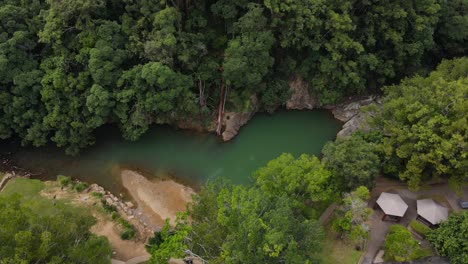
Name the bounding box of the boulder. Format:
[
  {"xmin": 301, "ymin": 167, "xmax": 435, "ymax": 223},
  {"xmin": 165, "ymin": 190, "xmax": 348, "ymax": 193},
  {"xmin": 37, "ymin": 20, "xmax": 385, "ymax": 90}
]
[
  {"xmin": 333, "ymin": 96, "xmax": 380, "ymax": 137},
  {"xmin": 221, "ymin": 95, "xmax": 259, "ymax": 141}
]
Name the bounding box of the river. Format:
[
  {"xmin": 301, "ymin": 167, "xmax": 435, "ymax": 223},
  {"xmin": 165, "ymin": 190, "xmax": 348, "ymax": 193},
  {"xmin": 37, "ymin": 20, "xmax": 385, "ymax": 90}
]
[{"xmin": 0, "ymin": 110, "xmax": 341, "ymax": 194}]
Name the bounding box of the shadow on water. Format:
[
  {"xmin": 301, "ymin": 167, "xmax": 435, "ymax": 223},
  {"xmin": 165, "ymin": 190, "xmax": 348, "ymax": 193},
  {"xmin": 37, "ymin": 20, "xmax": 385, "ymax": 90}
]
[{"xmin": 0, "ymin": 110, "xmax": 342, "ymax": 194}]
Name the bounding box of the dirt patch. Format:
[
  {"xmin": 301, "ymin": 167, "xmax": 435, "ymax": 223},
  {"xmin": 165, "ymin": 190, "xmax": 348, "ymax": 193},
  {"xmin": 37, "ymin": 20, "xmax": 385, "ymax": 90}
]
[
  {"xmin": 91, "ymin": 215, "xmax": 149, "ymax": 261},
  {"xmin": 121, "ymin": 170, "xmax": 195, "ymax": 228},
  {"xmin": 40, "ymin": 181, "xmax": 149, "ymax": 262}
]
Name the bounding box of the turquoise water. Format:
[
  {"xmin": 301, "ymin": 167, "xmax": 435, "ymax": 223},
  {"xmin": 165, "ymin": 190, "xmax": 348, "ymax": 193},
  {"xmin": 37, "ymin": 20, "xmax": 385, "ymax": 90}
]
[{"xmin": 1, "ymin": 110, "xmax": 341, "ymax": 193}]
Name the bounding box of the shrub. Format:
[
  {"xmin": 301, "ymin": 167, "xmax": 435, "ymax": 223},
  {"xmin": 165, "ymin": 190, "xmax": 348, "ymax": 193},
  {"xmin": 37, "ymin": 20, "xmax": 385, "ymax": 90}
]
[
  {"xmin": 101, "ymin": 199, "xmax": 117, "ymax": 213},
  {"xmin": 57, "ymin": 175, "xmax": 71, "ymax": 187},
  {"xmin": 410, "ymin": 220, "xmax": 431, "ymax": 238},
  {"xmin": 120, "ymin": 228, "xmax": 136, "ymax": 240},
  {"xmin": 117, "ymin": 218, "xmax": 136, "ymax": 240},
  {"xmin": 73, "ymin": 182, "xmax": 88, "ymax": 192},
  {"xmin": 91, "ymin": 192, "xmax": 103, "ymax": 198},
  {"xmin": 384, "ymin": 225, "xmax": 421, "ymax": 262}
]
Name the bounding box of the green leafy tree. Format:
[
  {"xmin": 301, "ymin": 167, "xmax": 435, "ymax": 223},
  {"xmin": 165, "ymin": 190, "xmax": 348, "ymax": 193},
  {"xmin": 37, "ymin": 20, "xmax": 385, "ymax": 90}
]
[
  {"xmin": 427, "ymin": 212, "xmax": 468, "ymax": 264},
  {"xmin": 370, "ymin": 58, "xmax": 468, "ymax": 190},
  {"xmin": 149, "ymin": 214, "xmax": 192, "ymax": 264},
  {"xmin": 433, "ymin": 0, "xmax": 468, "ymax": 57},
  {"xmin": 332, "ymin": 186, "xmax": 372, "ymax": 249},
  {"xmin": 152, "ymin": 175, "xmax": 326, "ymax": 263},
  {"xmin": 253, "ymin": 153, "xmax": 334, "ymax": 215},
  {"xmin": 384, "ymin": 225, "xmax": 421, "ymax": 262},
  {"xmin": 0, "ymin": 194, "xmax": 111, "ymax": 263},
  {"xmin": 115, "ymin": 62, "xmax": 197, "ymax": 140},
  {"xmin": 223, "ymin": 4, "xmax": 275, "ymax": 91},
  {"xmin": 322, "ymin": 133, "xmax": 381, "ymax": 191}
]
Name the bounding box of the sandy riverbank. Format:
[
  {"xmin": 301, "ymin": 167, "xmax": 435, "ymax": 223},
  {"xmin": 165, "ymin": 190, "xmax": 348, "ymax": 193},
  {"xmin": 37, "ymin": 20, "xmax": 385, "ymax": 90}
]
[{"xmin": 121, "ymin": 170, "xmax": 195, "ymax": 227}]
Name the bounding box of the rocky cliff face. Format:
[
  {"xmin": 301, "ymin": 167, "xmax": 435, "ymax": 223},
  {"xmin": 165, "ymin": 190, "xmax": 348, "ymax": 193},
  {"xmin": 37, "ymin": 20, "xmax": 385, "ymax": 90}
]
[
  {"xmin": 286, "ymin": 76, "xmax": 317, "ymax": 110},
  {"xmin": 332, "ymin": 96, "xmax": 380, "ymax": 137},
  {"xmin": 218, "ymin": 74, "xmax": 380, "ymax": 141},
  {"xmin": 221, "ymin": 95, "xmax": 259, "ymax": 141}
]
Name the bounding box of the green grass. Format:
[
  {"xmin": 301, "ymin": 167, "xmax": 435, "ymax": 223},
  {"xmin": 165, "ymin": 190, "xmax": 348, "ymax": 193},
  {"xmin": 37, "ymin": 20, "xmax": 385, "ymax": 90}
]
[
  {"xmin": 0, "ymin": 177, "xmax": 83, "ymax": 216},
  {"xmin": 409, "ymin": 220, "xmax": 431, "ymax": 238},
  {"xmin": 321, "ymin": 227, "xmax": 362, "ymax": 264}
]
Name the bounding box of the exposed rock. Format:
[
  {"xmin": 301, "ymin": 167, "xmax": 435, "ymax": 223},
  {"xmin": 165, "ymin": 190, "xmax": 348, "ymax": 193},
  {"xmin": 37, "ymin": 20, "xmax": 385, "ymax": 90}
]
[
  {"xmin": 125, "ymin": 201, "xmax": 135, "ymax": 208},
  {"xmin": 332, "ymin": 96, "xmax": 376, "ymax": 122},
  {"xmin": 332, "ymin": 96, "xmax": 380, "ymax": 138},
  {"xmin": 105, "ymin": 197, "xmax": 114, "ymax": 206},
  {"xmin": 221, "ymin": 95, "xmax": 259, "ymax": 141},
  {"xmin": 286, "ymin": 76, "xmax": 317, "ymax": 110}
]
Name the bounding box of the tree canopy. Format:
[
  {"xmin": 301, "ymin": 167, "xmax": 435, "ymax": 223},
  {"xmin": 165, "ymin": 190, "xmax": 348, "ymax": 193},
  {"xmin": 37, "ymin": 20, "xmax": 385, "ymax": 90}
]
[
  {"xmin": 150, "ymin": 154, "xmax": 333, "ymax": 263},
  {"xmin": 322, "ymin": 133, "xmax": 381, "ymax": 191},
  {"xmin": 370, "ymin": 57, "xmax": 468, "ymax": 190},
  {"xmin": 0, "ymin": 0, "xmax": 465, "ymax": 153},
  {"xmin": 0, "ymin": 194, "xmax": 111, "ymax": 263},
  {"xmin": 427, "ymin": 212, "xmax": 468, "ymax": 264}
]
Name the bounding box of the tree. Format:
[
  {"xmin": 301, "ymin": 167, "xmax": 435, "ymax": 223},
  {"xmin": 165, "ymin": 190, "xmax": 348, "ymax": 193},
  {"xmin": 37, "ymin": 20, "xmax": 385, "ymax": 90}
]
[
  {"xmin": 433, "ymin": 0, "xmax": 468, "ymax": 57},
  {"xmin": 332, "ymin": 186, "xmax": 372, "ymax": 249},
  {"xmin": 427, "ymin": 212, "xmax": 468, "ymax": 264},
  {"xmin": 151, "ymin": 175, "xmax": 326, "ymax": 263},
  {"xmin": 370, "ymin": 58, "xmax": 468, "ymax": 190},
  {"xmin": 253, "ymin": 153, "xmax": 334, "ymax": 215},
  {"xmin": 0, "ymin": 194, "xmax": 111, "ymax": 263},
  {"xmin": 384, "ymin": 225, "xmax": 420, "ymax": 262},
  {"xmin": 223, "ymin": 4, "xmax": 274, "ymax": 91},
  {"xmin": 322, "ymin": 133, "xmax": 381, "ymax": 191},
  {"xmin": 149, "ymin": 214, "xmax": 192, "ymax": 264}
]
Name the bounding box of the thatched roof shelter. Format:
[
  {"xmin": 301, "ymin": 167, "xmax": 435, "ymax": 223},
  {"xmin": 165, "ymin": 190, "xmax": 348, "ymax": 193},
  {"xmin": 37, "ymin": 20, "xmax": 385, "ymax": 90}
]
[
  {"xmin": 417, "ymin": 199, "xmax": 448, "ymax": 225},
  {"xmin": 376, "ymin": 192, "xmax": 408, "ymax": 217}
]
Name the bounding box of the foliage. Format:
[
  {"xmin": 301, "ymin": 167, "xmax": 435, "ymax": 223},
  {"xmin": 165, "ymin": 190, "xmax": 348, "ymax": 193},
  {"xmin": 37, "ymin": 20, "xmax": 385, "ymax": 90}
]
[
  {"xmin": 149, "ymin": 214, "xmax": 191, "ymax": 264},
  {"xmin": 370, "ymin": 58, "xmax": 468, "ymax": 190},
  {"xmin": 73, "ymin": 181, "xmax": 88, "ymax": 192},
  {"xmin": 0, "ymin": 0, "xmax": 463, "ymax": 153},
  {"xmin": 101, "ymin": 199, "xmax": 117, "ymax": 213},
  {"xmin": 322, "ymin": 133, "xmax": 381, "ymax": 191},
  {"xmin": 332, "ymin": 186, "xmax": 372, "ymax": 249},
  {"xmin": 384, "ymin": 225, "xmax": 423, "ymax": 262},
  {"xmin": 253, "ymin": 153, "xmax": 334, "ymax": 217},
  {"xmin": 409, "ymin": 220, "xmax": 431, "ymax": 238},
  {"xmin": 151, "ymin": 157, "xmax": 329, "ymax": 263},
  {"xmin": 116, "ymin": 217, "xmax": 136, "ymax": 240},
  {"xmin": 0, "ymin": 194, "xmax": 111, "ymax": 263},
  {"xmin": 57, "ymin": 175, "xmax": 71, "ymax": 187},
  {"xmin": 427, "ymin": 212, "xmax": 468, "ymax": 264}
]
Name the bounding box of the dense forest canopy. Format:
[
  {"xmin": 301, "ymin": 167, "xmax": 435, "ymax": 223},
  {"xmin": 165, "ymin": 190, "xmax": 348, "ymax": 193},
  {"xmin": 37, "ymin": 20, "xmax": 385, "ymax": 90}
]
[{"xmin": 0, "ymin": 0, "xmax": 467, "ymax": 154}]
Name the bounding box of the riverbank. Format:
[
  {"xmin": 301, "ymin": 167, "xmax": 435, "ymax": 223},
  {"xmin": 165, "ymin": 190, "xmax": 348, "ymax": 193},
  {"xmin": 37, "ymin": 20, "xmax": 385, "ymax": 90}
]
[
  {"xmin": 0, "ymin": 175, "xmax": 149, "ymax": 262},
  {"xmin": 121, "ymin": 169, "xmax": 195, "ymax": 227},
  {"xmin": 0, "ymin": 169, "xmax": 197, "ymax": 263}
]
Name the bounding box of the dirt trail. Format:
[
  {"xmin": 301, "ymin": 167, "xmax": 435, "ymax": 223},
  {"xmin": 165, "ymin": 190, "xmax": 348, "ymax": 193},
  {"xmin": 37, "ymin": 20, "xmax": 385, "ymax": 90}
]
[{"xmin": 91, "ymin": 218, "xmax": 149, "ymax": 261}]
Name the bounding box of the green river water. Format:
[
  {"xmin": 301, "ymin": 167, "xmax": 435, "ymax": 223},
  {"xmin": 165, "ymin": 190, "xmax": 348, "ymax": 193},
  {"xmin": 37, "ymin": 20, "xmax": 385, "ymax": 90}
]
[{"xmin": 1, "ymin": 110, "xmax": 341, "ymax": 194}]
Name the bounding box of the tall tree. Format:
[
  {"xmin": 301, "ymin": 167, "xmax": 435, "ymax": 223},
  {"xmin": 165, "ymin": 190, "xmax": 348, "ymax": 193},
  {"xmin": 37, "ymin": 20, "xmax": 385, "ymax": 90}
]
[
  {"xmin": 0, "ymin": 194, "xmax": 111, "ymax": 263},
  {"xmin": 427, "ymin": 212, "xmax": 468, "ymax": 264},
  {"xmin": 322, "ymin": 133, "xmax": 381, "ymax": 191},
  {"xmin": 370, "ymin": 58, "xmax": 468, "ymax": 190}
]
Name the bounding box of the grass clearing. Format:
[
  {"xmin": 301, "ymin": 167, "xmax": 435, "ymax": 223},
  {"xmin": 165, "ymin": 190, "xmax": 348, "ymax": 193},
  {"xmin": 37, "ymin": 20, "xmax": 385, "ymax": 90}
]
[
  {"xmin": 321, "ymin": 226, "xmax": 362, "ymax": 264},
  {"xmin": 0, "ymin": 177, "xmax": 85, "ymax": 216}
]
